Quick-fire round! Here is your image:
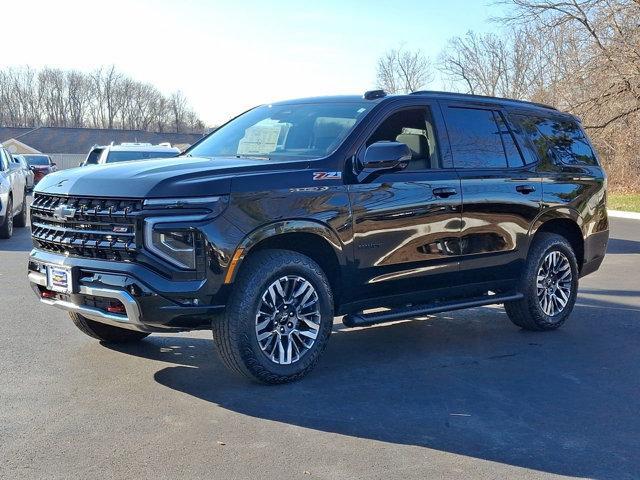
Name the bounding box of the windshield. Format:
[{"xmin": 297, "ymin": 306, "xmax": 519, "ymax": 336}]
[
  {"xmin": 105, "ymin": 151, "xmax": 177, "ymax": 163},
  {"xmin": 187, "ymin": 102, "xmax": 372, "ymax": 160},
  {"xmin": 25, "ymin": 155, "xmax": 51, "ymax": 166}
]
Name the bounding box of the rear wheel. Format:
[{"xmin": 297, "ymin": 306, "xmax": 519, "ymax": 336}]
[
  {"xmin": 69, "ymin": 312, "xmax": 150, "ymax": 343},
  {"xmin": 212, "ymin": 249, "xmax": 334, "ymax": 384},
  {"xmin": 13, "ymin": 190, "xmax": 28, "ymax": 228},
  {"xmin": 505, "ymin": 232, "xmax": 579, "ymax": 331},
  {"xmin": 0, "ymin": 196, "xmax": 13, "ymax": 239}
]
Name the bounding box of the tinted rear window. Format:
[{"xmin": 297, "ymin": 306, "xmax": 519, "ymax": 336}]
[
  {"xmin": 25, "ymin": 155, "xmax": 50, "ymax": 166},
  {"xmin": 444, "ymin": 107, "xmax": 523, "ymax": 169},
  {"xmin": 513, "ymin": 115, "xmax": 598, "ymax": 166}
]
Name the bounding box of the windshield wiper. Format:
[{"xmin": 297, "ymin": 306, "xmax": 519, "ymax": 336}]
[{"xmin": 235, "ymin": 155, "xmax": 270, "ymax": 160}]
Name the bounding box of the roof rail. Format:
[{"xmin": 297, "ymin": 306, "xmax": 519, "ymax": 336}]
[{"xmin": 410, "ymin": 90, "xmax": 558, "ymax": 111}]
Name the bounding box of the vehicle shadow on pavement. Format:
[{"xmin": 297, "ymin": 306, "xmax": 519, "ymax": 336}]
[
  {"xmin": 605, "ymin": 237, "xmax": 640, "ymax": 254},
  {"xmin": 0, "ymin": 226, "xmax": 32, "ymax": 252},
  {"xmin": 107, "ymin": 301, "xmax": 640, "ymax": 480}
]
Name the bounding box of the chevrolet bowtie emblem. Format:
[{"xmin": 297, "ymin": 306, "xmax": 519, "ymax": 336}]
[{"xmin": 52, "ymin": 204, "xmax": 76, "ymax": 221}]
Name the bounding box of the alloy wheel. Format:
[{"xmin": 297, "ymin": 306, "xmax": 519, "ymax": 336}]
[
  {"xmin": 255, "ymin": 275, "xmax": 321, "ymax": 365},
  {"xmin": 536, "ymin": 250, "xmax": 573, "ymax": 317}
]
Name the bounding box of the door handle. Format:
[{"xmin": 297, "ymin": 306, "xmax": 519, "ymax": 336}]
[
  {"xmin": 516, "ymin": 184, "xmax": 536, "ymax": 194},
  {"xmin": 432, "ymin": 187, "xmax": 458, "ymax": 198}
]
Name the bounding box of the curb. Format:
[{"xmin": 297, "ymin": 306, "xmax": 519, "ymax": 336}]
[{"xmin": 608, "ymin": 210, "xmax": 640, "ymax": 220}]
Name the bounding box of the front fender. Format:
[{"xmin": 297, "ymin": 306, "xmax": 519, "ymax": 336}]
[{"xmin": 225, "ymin": 219, "xmax": 348, "ymax": 284}]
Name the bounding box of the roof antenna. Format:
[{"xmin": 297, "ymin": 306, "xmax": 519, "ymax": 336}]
[{"xmin": 363, "ymin": 89, "xmax": 386, "ymax": 100}]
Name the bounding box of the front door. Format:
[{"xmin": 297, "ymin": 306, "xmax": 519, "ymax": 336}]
[{"xmin": 348, "ymin": 103, "xmax": 463, "ymax": 304}]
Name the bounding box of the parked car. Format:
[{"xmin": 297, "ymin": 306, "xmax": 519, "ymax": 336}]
[
  {"xmin": 12, "ymin": 155, "xmax": 35, "ymax": 191},
  {"xmin": 27, "ymin": 90, "xmax": 609, "ymax": 384},
  {"xmin": 79, "ymin": 143, "xmax": 180, "ymax": 166},
  {"xmin": 0, "ymin": 146, "xmax": 28, "ymax": 239},
  {"xmin": 22, "ymin": 154, "xmax": 56, "ymax": 184}
]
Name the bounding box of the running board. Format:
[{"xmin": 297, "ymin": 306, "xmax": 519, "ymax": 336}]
[{"xmin": 342, "ymin": 292, "xmax": 524, "ymax": 328}]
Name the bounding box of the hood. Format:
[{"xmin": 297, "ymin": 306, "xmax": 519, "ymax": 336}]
[{"xmin": 35, "ymin": 156, "xmax": 303, "ymax": 198}]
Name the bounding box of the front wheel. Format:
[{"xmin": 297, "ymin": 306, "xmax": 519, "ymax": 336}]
[
  {"xmin": 505, "ymin": 232, "xmax": 579, "ymax": 331},
  {"xmin": 212, "ymin": 249, "xmax": 334, "ymax": 384},
  {"xmin": 69, "ymin": 312, "xmax": 150, "ymax": 343}
]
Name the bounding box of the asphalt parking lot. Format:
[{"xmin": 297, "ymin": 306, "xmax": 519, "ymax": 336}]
[{"xmin": 1, "ymin": 214, "xmax": 639, "ymax": 480}]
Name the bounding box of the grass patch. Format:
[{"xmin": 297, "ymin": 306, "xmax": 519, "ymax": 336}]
[{"xmin": 608, "ymin": 193, "xmax": 640, "ymax": 212}]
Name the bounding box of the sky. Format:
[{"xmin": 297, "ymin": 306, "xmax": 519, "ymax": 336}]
[{"xmin": 3, "ymin": 0, "xmax": 502, "ymax": 126}]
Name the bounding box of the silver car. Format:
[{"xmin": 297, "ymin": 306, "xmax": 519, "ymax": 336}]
[
  {"xmin": 12, "ymin": 155, "xmax": 35, "ymax": 191},
  {"xmin": 0, "ymin": 146, "xmax": 28, "ymax": 239}
]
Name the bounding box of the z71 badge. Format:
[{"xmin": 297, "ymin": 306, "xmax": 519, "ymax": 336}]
[{"xmin": 313, "ymin": 171, "xmax": 342, "ymax": 181}]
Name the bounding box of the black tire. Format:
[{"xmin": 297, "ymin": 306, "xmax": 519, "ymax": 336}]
[
  {"xmin": 13, "ymin": 190, "xmax": 28, "ymax": 228},
  {"xmin": 505, "ymin": 232, "xmax": 579, "ymax": 331},
  {"xmin": 69, "ymin": 312, "xmax": 150, "ymax": 343},
  {"xmin": 0, "ymin": 196, "xmax": 13, "ymax": 239},
  {"xmin": 212, "ymin": 249, "xmax": 334, "ymax": 384}
]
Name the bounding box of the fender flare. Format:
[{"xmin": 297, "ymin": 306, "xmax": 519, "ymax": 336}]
[
  {"xmin": 529, "ymin": 206, "xmax": 584, "ymax": 237},
  {"xmin": 224, "ymin": 219, "xmax": 348, "ymax": 284}
]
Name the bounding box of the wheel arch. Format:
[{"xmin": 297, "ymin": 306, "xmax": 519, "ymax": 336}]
[
  {"xmin": 226, "ymin": 220, "xmax": 347, "ymax": 304},
  {"xmin": 529, "ymin": 208, "xmax": 585, "ymax": 270}
]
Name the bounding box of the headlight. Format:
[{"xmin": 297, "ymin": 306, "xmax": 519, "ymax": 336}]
[
  {"xmin": 143, "ymin": 196, "xmax": 228, "ymax": 269},
  {"xmin": 150, "ymin": 229, "xmax": 197, "ymax": 269}
]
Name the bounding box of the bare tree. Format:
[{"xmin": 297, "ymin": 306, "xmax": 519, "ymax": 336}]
[
  {"xmin": 0, "ymin": 65, "xmax": 206, "ymax": 133},
  {"xmin": 436, "ymin": 0, "xmax": 640, "ymax": 191},
  {"xmin": 169, "ymin": 91, "xmax": 189, "ymax": 133},
  {"xmin": 376, "ymin": 46, "xmax": 434, "ymax": 94}
]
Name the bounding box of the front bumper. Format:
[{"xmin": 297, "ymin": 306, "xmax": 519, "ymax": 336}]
[
  {"xmin": 29, "ymin": 269, "xmax": 150, "ymax": 332},
  {"xmin": 28, "ymin": 249, "xmax": 227, "ymax": 332}
]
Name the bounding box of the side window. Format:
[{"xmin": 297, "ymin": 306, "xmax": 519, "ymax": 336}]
[
  {"xmin": 444, "ymin": 107, "xmax": 508, "ymax": 169},
  {"xmin": 511, "ymin": 114, "xmax": 551, "ymax": 163},
  {"xmin": 512, "ymin": 115, "xmax": 598, "ymax": 166},
  {"xmin": 365, "ymin": 107, "xmax": 441, "ymax": 170},
  {"xmin": 494, "ymin": 112, "xmax": 525, "ymax": 167},
  {"xmin": 536, "ymin": 118, "xmax": 598, "ymax": 165}
]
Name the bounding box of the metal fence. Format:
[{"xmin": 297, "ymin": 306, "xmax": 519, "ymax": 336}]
[{"xmin": 48, "ymin": 154, "xmax": 86, "ymax": 170}]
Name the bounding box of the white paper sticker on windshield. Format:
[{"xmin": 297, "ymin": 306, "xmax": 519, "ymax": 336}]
[{"xmin": 237, "ymin": 125, "xmax": 282, "ymax": 155}]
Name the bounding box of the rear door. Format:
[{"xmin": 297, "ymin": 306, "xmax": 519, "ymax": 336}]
[{"xmin": 439, "ymin": 101, "xmax": 542, "ymax": 285}]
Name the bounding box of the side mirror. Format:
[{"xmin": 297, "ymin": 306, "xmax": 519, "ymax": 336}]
[
  {"xmin": 358, "ymin": 141, "xmax": 411, "ymax": 182},
  {"xmin": 51, "ymin": 162, "xmax": 57, "ymax": 167}
]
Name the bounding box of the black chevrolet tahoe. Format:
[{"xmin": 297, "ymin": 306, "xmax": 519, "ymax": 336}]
[{"xmin": 28, "ymin": 90, "xmax": 609, "ymax": 384}]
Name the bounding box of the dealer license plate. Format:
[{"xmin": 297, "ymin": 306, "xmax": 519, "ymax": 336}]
[{"xmin": 46, "ymin": 265, "xmax": 72, "ymax": 294}]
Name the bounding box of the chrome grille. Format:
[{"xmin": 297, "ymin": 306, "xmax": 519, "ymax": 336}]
[{"xmin": 30, "ymin": 193, "xmax": 143, "ymax": 261}]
